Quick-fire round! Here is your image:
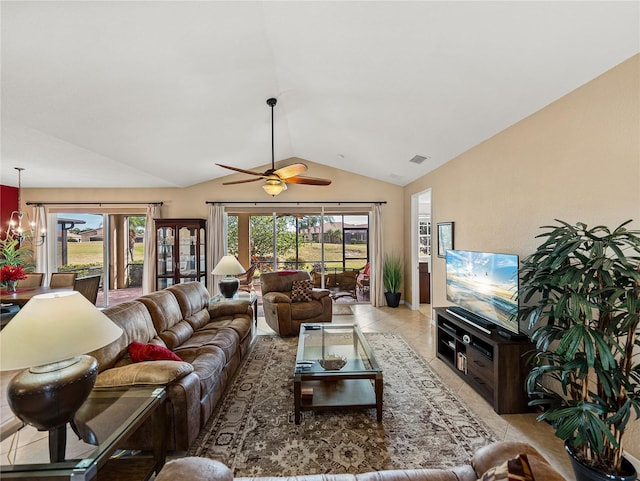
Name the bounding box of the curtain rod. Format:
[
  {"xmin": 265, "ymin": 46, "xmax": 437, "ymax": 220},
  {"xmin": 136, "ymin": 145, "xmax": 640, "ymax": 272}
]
[
  {"xmin": 27, "ymin": 201, "xmax": 164, "ymax": 206},
  {"xmin": 206, "ymin": 201, "xmax": 386, "ymax": 205}
]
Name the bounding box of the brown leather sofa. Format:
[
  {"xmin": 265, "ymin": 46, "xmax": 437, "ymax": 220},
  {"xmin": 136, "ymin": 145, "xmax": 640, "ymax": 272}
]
[
  {"xmin": 260, "ymin": 270, "xmax": 332, "ymax": 336},
  {"xmin": 89, "ymin": 281, "xmax": 253, "ymax": 451},
  {"xmin": 155, "ymin": 441, "xmax": 566, "ymax": 481}
]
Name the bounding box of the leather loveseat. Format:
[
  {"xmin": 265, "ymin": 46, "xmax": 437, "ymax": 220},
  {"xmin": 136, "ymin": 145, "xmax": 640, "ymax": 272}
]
[
  {"xmin": 260, "ymin": 270, "xmax": 332, "ymax": 336},
  {"xmin": 89, "ymin": 281, "xmax": 253, "ymax": 451},
  {"xmin": 154, "ymin": 441, "xmax": 566, "ymax": 481}
]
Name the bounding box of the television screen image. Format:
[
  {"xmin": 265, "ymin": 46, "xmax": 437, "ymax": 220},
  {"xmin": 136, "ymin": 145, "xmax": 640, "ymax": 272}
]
[{"xmin": 446, "ymin": 250, "xmax": 519, "ymax": 334}]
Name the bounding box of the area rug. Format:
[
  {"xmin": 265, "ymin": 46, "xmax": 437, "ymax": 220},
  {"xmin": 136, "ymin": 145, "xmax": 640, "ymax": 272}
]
[
  {"xmin": 332, "ymin": 304, "xmax": 354, "ymax": 315},
  {"xmin": 189, "ymin": 334, "xmax": 497, "ymax": 476}
]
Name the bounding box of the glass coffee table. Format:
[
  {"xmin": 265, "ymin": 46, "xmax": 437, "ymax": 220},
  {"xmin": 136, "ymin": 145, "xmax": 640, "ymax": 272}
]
[
  {"xmin": 294, "ymin": 323, "xmax": 383, "ymax": 424},
  {"xmin": 1, "ymin": 386, "xmax": 166, "ymax": 481}
]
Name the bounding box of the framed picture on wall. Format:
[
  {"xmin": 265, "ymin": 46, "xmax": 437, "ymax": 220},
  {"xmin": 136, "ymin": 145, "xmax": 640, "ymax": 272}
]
[{"xmin": 437, "ymin": 222, "xmax": 454, "ymax": 258}]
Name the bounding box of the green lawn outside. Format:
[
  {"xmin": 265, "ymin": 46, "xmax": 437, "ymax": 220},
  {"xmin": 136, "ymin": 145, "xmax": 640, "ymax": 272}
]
[
  {"xmin": 65, "ymin": 241, "xmax": 144, "ymax": 266},
  {"xmin": 65, "ymin": 241, "xmax": 366, "ymax": 271}
]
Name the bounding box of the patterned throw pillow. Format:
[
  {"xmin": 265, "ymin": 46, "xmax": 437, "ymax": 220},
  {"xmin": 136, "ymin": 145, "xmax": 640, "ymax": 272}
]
[
  {"xmin": 479, "ymin": 454, "xmax": 535, "ymax": 481},
  {"xmin": 291, "ymin": 279, "xmax": 313, "ymax": 302}
]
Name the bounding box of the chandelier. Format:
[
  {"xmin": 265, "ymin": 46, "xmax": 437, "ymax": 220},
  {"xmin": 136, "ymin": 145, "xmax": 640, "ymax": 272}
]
[{"xmin": 6, "ymin": 167, "xmax": 45, "ymax": 246}]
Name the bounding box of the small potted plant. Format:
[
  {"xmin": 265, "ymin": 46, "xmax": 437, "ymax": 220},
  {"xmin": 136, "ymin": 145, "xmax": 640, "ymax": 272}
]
[
  {"xmin": 518, "ymin": 220, "xmax": 640, "ymax": 481},
  {"xmin": 383, "ymin": 253, "xmax": 403, "ymax": 307}
]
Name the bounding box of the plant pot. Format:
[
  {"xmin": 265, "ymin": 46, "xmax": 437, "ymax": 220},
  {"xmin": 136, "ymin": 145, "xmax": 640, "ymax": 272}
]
[
  {"xmin": 384, "ymin": 292, "xmax": 401, "ymax": 308},
  {"xmin": 565, "ymin": 442, "xmax": 637, "ymax": 481},
  {"xmin": 127, "ymin": 264, "xmax": 143, "ymax": 287}
]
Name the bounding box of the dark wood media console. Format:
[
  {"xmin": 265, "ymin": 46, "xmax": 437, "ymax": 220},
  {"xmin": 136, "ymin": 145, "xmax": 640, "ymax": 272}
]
[{"xmin": 435, "ymin": 307, "xmax": 534, "ymax": 414}]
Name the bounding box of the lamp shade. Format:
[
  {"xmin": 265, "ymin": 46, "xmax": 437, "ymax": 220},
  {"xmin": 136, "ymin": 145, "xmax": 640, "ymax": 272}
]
[
  {"xmin": 212, "ymin": 255, "xmax": 246, "ymax": 276},
  {"xmin": 0, "ymin": 291, "xmax": 123, "ymax": 371},
  {"xmin": 262, "ymin": 180, "xmax": 287, "ymax": 196}
]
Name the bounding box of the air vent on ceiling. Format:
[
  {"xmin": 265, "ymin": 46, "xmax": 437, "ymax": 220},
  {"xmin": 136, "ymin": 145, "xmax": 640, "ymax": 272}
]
[{"xmin": 409, "ymin": 155, "xmax": 429, "ymax": 164}]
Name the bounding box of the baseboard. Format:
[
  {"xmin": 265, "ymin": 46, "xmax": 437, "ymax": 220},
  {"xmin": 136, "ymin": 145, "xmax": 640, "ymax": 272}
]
[{"xmin": 626, "ymin": 452, "xmax": 640, "ymax": 472}]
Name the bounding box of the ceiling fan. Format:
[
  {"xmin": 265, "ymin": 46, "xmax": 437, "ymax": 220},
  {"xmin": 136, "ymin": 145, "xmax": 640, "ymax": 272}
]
[{"xmin": 216, "ymin": 98, "xmax": 332, "ymax": 196}]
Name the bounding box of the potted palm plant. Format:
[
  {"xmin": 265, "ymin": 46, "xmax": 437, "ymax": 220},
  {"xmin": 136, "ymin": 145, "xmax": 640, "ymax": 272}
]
[
  {"xmin": 518, "ymin": 220, "xmax": 640, "ymax": 481},
  {"xmin": 383, "ymin": 253, "xmax": 403, "ymax": 307}
]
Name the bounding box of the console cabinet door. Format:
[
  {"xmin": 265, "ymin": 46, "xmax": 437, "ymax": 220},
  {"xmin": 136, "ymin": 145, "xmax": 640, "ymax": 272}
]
[{"xmin": 155, "ymin": 218, "xmax": 206, "ymax": 290}]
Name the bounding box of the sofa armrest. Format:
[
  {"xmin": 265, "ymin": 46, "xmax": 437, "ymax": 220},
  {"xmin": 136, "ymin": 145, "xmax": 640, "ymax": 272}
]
[
  {"xmin": 311, "ymin": 288, "xmax": 330, "ymax": 300},
  {"xmin": 156, "ymin": 457, "xmax": 233, "ymax": 481},
  {"xmin": 471, "ymin": 442, "xmax": 566, "ymax": 481},
  {"xmin": 94, "ymin": 361, "xmax": 194, "ymax": 387},
  {"xmin": 263, "ymin": 292, "xmax": 291, "ymax": 304},
  {"xmin": 209, "ymin": 299, "xmax": 251, "ymax": 319}
]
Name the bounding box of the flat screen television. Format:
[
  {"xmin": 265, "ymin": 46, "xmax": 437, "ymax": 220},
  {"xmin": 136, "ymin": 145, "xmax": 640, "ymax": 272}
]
[{"xmin": 445, "ymin": 249, "xmax": 520, "ymax": 335}]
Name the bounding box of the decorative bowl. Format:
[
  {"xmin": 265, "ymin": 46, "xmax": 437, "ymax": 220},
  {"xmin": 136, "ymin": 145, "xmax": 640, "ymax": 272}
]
[{"xmin": 319, "ymin": 354, "xmax": 347, "ymax": 371}]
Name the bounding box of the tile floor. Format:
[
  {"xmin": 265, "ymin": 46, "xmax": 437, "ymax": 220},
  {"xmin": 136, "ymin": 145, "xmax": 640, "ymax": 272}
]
[
  {"xmin": 1, "ymin": 300, "xmax": 574, "ymax": 479},
  {"xmin": 257, "ymin": 302, "xmax": 575, "ymax": 480}
]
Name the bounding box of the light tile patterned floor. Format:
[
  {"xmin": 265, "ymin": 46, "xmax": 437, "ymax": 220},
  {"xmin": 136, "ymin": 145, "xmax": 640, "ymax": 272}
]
[
  {"xmin": 257, "ymin": 303, "xmax": 574, "ymax": 480},
  {"xmin": 1, "ymin": 301, "xmax": 574, "ymax": 479}
]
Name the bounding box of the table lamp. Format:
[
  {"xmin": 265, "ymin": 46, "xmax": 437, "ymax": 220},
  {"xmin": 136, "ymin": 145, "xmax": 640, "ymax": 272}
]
[
  {"xmin": 0, "ymin": 291, "xmax": 123, "ymax": 462},
  {"xmin": 212, "ymin": 255, "xmax": 246, "ymax": 298}
]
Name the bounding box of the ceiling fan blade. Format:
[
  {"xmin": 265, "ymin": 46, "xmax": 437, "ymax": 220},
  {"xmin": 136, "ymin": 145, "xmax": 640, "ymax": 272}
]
[
  {"xmin": 284, "ymin": 175, "xmax": 332, "ymax": 186},
  {"xmin": 216, "ymin": 163, "xmax": 266, "ymax": 177},
  {"xmin": 222, "ymin": 178, "xmax": 263, "ymax": 185},
  {"xmin": 273, "ymin": 163, "xmax": 307, "ymax": 179}
]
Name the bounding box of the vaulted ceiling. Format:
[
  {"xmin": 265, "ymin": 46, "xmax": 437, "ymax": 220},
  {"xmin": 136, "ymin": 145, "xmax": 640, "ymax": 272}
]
[{"xmin": 1, "ymin": 1, "xmax": 638, "ymax": 189}]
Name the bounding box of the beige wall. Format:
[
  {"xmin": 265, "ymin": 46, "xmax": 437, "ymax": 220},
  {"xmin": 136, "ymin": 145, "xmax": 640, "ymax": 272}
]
[
  {"xmin": 23, "ymin": 158, "xmax": 404, "ymax": 267},
  {"xmin": 404, "ymin": 53, "xmax": 639, "ymax": 305},
  {"xmin": 404, "ymin": 54, "xmax": 640, "ymax": 454}
]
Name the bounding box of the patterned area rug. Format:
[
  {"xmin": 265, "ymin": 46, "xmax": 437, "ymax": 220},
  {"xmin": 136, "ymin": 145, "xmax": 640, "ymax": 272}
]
[{"xmin": 189, "ymin": 334, "xmax": 497, "ymax": 476}]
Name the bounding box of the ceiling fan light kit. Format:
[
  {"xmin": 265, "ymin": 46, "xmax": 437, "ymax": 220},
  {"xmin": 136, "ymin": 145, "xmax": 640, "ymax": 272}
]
[
  {"xmin": 263, "ymin": 179, "xmax": 287, "ymax": 196},
  {"xmin": 217, "ymin": 97, "xmax": 331, "ymax": 196}
]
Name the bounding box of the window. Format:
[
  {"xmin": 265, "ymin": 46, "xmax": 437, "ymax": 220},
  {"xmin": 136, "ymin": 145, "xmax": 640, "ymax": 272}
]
[
  {"xmin": 55, "ymin": 212, "xmax": 146, "ymax": 307},
  {"xmin": 226, "ymin": 211, "xmax": 370, "ymax": 302}
]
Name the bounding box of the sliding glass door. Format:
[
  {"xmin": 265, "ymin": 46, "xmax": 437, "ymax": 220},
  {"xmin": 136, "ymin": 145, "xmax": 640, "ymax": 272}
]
[
  {"xmin": 54, "ymin": 212, "xmax": 146, "ymax": 307},
  {"xmin": 227, "ymin": 211, "xmax": 370, "ymax": 302}
]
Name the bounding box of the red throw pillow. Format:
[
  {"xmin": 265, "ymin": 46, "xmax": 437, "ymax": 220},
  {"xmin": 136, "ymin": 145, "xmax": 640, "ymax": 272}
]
[
  {"xmin": 129, "ymin": 341, "xmax": 182, "ymax": 362},
  {"xmin": 363, "ymin": 263, "xmax": 370, "ymax": 276}
]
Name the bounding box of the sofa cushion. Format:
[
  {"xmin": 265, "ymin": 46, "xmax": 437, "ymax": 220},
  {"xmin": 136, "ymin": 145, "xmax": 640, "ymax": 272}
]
[
  {"xmin": 168, "ymin": 282, "xmax": 212, "ymax": 330},
  {"xmin": 176, "ymin": 327, "xmax": 239, "ymax": 363},
  {"xmin": 129, "ymin": 341, "xmax": 182, "ymax": 362},
  {"xmin": 95, "ymin": 360, "xmax": 194, "ymax": 387},
  {"xmin": 291, "ymin": 279, "xmax": 313, "ymax": 302},
  {"xmin": 479, "ymin": 454, "xmax": 534, "ymax": 481},
  {"xmin": 156, "ymin": 458, "xmax": 233, "ymax": 481},
  {"xmin": 291, "ymin": 300, "xmax": 323, "ymax": 319},
  {"xmin": 174, "ymin": 345, "xmax": 228, "ymax": 397},
  {"xmin": 90, "ymin": 300, "xmax": 159, "ymax": 372},
  {"xmin": 139, "ymin": 290, "xmax": 195, "ymax": 350}
]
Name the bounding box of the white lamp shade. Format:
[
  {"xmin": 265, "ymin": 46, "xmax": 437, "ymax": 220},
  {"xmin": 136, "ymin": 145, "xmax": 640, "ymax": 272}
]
[
  {"xmin": 0, "ymin": 291, "xmax": 123, "ymax": 371},
  {"xmin": 212, "ymin": 255, "xmax": 246, "ymax": 276}
]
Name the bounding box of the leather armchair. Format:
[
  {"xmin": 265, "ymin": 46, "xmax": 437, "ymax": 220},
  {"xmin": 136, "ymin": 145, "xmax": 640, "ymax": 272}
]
[{"xmin": 260, "ymin": 270, "xmax": 332, "ymax": 336}]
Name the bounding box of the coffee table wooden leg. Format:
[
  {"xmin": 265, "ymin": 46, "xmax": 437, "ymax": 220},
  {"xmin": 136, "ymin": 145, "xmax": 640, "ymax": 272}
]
[
  {"xmin": 375, "ymin": 374, "xmax": 383, "ymax": 422},
  {"xmin": 294, "ymin": 379, "xmax": 302, "ymax": 424}
]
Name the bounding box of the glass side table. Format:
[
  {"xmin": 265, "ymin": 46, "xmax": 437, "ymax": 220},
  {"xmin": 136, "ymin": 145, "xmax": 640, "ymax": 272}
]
[{"xmin": 1, "ymin": 386, "xmax": 166, "ymax": 481}]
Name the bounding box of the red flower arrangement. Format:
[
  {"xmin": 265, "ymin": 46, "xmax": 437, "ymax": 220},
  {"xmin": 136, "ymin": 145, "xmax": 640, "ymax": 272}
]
[{"xmin": 1, "ymin": 265, "xmax": 27, "ymax": 283}]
